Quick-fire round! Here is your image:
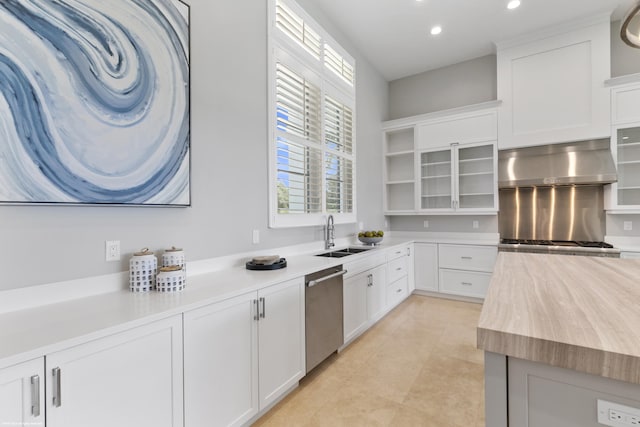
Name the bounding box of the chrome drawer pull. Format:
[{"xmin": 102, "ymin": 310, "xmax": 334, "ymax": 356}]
[
  {"xmin": 30, "ymin": 375, "xmax": 40, "ymax": 417},
  {"xmin": 396, "ymin": 288, "xmax": 402, "ymax": 293},
  {"xmin": 461, "ymin": 282, "xmax": 473, "ymax": 286},
  {"xmin": 260, "ymin": 297, "xmax": 266, "ymax": 319},
  {"xmin": 461, "ymin": 256, "xmax": 472, "ymax": 260},
  {"xmin": 253, "ymin": 299, "xmax": 259, "ymax": 320},
  {"xmin": 52, "ymin": 367, "xmax": 61, "ymax": 408},
  {"xmin": 396, "ymin": 267, "xmax": 402, "ymax": 271}
]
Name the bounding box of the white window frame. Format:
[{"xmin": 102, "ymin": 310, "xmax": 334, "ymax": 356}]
[{"xmin": 268, "ymin": 0, "xmax": 357, "ymax": 228}]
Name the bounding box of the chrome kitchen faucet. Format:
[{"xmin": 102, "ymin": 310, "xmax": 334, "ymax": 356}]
[{"xmin": 325, "ymin": 214, "xmax": 335, "ymax": 250}]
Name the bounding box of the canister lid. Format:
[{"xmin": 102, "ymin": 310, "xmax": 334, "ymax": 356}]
[
  {"xmin": 165, "ymin": 246, "xmax": 183, "ymax": 252},
  {"xmin": 133, "ymin": 248, "xmax": 154, "ymax": 256},
  {"xmin": 159, "ymin": 265, "xmax": 182, "ymax": 272}
]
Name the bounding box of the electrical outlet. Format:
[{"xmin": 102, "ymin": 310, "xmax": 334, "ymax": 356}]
[
  {"xmin": 472, "ymin": 220, "xmax": 479, "ymax": 229},
  {"xmin": 624, "ymin": 221, "xmax": 633, "ymax": 231},
  {"xmin": 423, "ymin": 220, "xmax": 429, "ymax": 228},
  {"xmin": 252, "ymin": 229, "xmax": 260, "ymax": 244},
  {"xmin": 359, "ymin": 222, "xmax": 364, "ymax": 231},
  {"xmin": 105, "ymin": 240, "xmax": 120, "ymax": 262},
  {"xmin": 598, "ymin": 400, "xmax": 640, "ymax": 426}
]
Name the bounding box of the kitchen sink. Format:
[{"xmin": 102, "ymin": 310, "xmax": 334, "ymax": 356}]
[{"xmin": 315, "ymin": 247, "xmax": 373, "ymax": 258}]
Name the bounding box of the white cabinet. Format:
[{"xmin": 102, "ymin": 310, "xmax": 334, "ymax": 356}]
[
  {"xmin": 419, "ymin": 142, "xmax": 497, "ymax": 213},
  {"xmin": 382, "ymin": 103, "xmax": 498, "ymax": 215},
  {"xmin": 183, "ymin": 278, "xmax": 305, "ymax": 427},
  {"xmin": 497, "ymin": 15, "xmax": 611, "ymax": 149},
  {"xmin": 438, "ymin": 244, "xmax": 497, "ymax": 299},
  {"xmin": 606, "ymin": 82, "xmax": 640, "ymax": 212},
  {"xmin": 414, "ymin": 243, "xmax": 438, "ymax": 292},
  {"xmin": 343, "ymin": 253, "xmax": 387, "ymax": 344},
  {"xmin": 257, "ymin": 278, "xmax": 305, "ymax": 409},
  {"xmin": 383, "ymin": 127, "xmax": 416, "ymax": 213},
  {"xmin": 46, "ymin": 315, "xmax": 183, "ymax": 427},
  {"xmin": 0, "ymin": 358, "xmax": 44, "ymax": 426}
]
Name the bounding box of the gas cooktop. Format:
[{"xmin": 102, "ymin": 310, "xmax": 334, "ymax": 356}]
[{"xmin": 498, "ymin": 239, "xmax": 620, "ymax": 257}]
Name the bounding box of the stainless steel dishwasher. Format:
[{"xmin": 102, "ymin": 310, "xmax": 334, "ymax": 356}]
[{"xmin": 305, "ymin": 266, "xmax": 346, "ymax": 373}]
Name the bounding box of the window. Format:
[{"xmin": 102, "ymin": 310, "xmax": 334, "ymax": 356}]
[{"xmin": 269, "ymin": 0, "xmax": 356, "ymax": 227}]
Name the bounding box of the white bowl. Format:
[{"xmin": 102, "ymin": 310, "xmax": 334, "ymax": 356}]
[{"xmin": 358, "ymin": 236, "xmax": 383, "ymax": 245}]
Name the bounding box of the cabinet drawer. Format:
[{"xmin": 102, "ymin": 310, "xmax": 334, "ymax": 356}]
[
  {"xmin": 438, "ymin": 244, "xmax": 497, "ymax": 272},
  {"xmin": 387, "ymin": 256, "xmax": 408, "ymax": 283},
  {"xmin": 386, "ymin": 245, "xmax": 409, "ymax": 262},
  {"xmin": 344, "ymin": 251, "xmax": 386, "ymax": 278},
  {"xmin": 386, "ymin": 276, "xmax": 408, "ymax": 308},
  {"xmin": 439, "ymin": 269, "xmax": 491, "ymax": 298}
]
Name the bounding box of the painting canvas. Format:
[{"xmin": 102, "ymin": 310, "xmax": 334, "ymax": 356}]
[{"xmin": 0, "ymin": 0, "xmax": 190, "ymax": 206}]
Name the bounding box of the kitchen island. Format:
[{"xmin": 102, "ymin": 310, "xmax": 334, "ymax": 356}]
[{"xmin": 477, "ymin": 252, "xmax": 640, "ymax": 427}]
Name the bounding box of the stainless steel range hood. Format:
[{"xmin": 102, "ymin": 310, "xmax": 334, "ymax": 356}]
[{"xmin": 498, "ymin": 139, "xmax": 617, "ymax": 188}]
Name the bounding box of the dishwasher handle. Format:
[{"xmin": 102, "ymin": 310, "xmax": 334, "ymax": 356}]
[{"xmin": 306, "ymin": 269, "xmax": 347, "ymax": 287}]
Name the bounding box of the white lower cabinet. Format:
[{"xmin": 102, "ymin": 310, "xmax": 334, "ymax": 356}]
[
  {"xmin": 343, "ymin": 264, "xmax": 386, "ymax": 344},
  {"xmin": 0, "ymin": 358, "xmax": 44, "ymax": 427},
  {"xmin": 438, "ymin": 244, "xmax": 496, "ymax": 299},
  {"xmin": 183, "ymin": 277, "xmax": 305, "ymax": 427},
  {"xmin": 387, "ymin": 276, "xmax": 408, "ymax": 308},
  {"xmin": 46, "ymin": 315, "xmax": 183, "ymax": 427},
  {"xmin": 414, "ymin": 243, "xmax": 438, "ymax": 292}
]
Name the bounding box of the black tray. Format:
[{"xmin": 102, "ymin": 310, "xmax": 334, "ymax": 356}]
[{"xmin": 246, "ymin": 258, "xmax": 287, "ymax": 270}]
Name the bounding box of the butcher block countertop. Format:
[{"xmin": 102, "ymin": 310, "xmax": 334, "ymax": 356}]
[{"xmin": 477, "ymin": 252, "xmax": 640, "ymax": 385}]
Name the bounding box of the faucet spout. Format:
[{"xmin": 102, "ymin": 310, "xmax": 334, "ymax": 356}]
[{"xmin": 325, "ymin": 215, "xmax": 335, "ymax": 249}]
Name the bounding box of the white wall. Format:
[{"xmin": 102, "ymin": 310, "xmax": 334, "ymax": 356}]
[{"xmin": 0, "ymin": 0, "xmax": 389, "ymax": 290}]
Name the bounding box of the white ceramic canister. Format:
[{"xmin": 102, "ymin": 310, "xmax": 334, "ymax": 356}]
[
  {"xmin": 156, "ymin": 265, "xmax": 186, "ymax": 293},
  {"xmin": 162, "ymin": 246, "xmax": 186, "ymax": 272},
  {"xmin": 129, "ymin": 248, "xmax": 157, "ymax": 292}
]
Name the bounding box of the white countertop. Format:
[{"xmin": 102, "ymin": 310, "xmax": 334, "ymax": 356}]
[
  {"xmin": 0, "ymin": 233, "xmax": 499, "ymax": 369},
  {"xmin": 0, "ymin": 239, "xmax": 410, "ymax": 369}
]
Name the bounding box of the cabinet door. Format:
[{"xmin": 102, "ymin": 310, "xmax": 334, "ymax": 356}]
[
  {"xmin": 0, "ymin": 358, "xmax": 44, "ymax": 426},
  {"xmin": 258, "ymin": 277, "xmax": 305, "ymax": 410},
  {"xmin": 46, "ymin": 315, "xmax": 183, "ymax": 427},
  {"xmin": 184, "ymin": 292, "xmax": 258, "ymax": 427},
  {"xmin": 420, "ymin": 149, "xmax": 454, "ymax": 211},
  {"xmin": 456, "ymin": 142, "xmax": 497, "ymax": 211},
  {"xmin": 610, "ymin": 125, "xmax": 640, "ymax": 210},
  {"xmin": 343, "ymin": 270, "xmax": 369, "ymax": 344},
  {"xmin": 414, "ymin": 243, "xmax": 438, "ymax": 292},
  {"xmin": 367, "ymin": 264, "xmax": 387, "ymax": 321}
]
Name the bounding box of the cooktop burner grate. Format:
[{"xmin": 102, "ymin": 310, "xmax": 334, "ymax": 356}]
[{"xmin": 500, "ymin": 239, "xmax": 614, "ymax": 249}]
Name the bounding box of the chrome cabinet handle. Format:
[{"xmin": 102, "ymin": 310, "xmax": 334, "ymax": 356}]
[
  {"xmin": 396, "ymin": 288, "xmax": 402, "ymax": 293},
  {"xmin": 461, "ymin": 256, "xmax": 472, "ymax": 260},
  {"xmin": 461, "ymin": 282, "xmax": 473, "ymax": 286},
  {"xmin": 52, "ymin": 367, "xmax": 61, "ymax": 408},
  {"xmin": 260, "ymin": 297, "xmax": 266, "ymax": 319},
  {"xmin": 307, "ymin": 269, "xmax": 347, "ymax": 287},
  {"xmin": 396, "ymin": 267, "xmax": 402, "ymax": 271},
  {"xmin": 367, "ymin": 274, "xmax": 373, "ymax": 287},
  {"xmin": 253, "ymin": 299, "xmax": 259, "ymax": 321},
  {"xmin": 30, "ymin": 375, "xmax": 40, "ymax": 417}
]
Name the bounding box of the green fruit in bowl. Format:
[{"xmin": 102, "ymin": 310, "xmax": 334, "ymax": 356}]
[{"xmin": 376, "ymin": 231, "xmax": 384, "ymax": 237}]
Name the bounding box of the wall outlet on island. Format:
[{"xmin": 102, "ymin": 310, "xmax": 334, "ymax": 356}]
[
  {"xmin": 624, "ymin": 221, "xmax": 633, "ymax": 231},
  {"xmin": 598, "ymin": 400, "xmax": 640, "ymax": 427}
]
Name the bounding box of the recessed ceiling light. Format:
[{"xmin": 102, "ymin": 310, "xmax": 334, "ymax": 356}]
[
  {"xmin": 507, "ymin": 0, "xmax": 521, "ymax": 10},
  {"xmin": 430, "ymin": 26, "xmax": 442, "ymax": 35}
]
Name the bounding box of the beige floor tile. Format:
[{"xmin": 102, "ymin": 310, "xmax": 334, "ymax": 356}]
[{"xmin": 252, "ymin": 295, "xmax": 485, "ymax": 426}]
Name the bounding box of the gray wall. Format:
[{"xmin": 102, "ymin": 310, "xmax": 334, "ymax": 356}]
[
  {"xmin": 388, "ymin": 54, "xmax": 497, "ymax": 120},
  {"xmin": 0, "ymin": 0, "xmax": 389, "ymax": 290},
  {"xmin": 611, "ymin": 20, "xmax": 640, "ymax": 77}
]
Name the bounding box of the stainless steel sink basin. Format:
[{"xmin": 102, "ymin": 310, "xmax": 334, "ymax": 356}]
[{"xmin": 315, "ymin": 247, "xmax": 372, "ymax": 258}]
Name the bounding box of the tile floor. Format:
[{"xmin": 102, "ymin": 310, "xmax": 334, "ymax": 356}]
[{"xmin": 253, "ymin": 294, "xmax": 485, "ymax": 426}]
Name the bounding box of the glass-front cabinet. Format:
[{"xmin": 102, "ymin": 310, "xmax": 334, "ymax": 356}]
[
  {"xmin": 610, "ymin": 125, "xmax": 640, "ymax": 209},
  {"xmin": 419, "ymin": 142, "xmax": 497, "ymax": 213}
]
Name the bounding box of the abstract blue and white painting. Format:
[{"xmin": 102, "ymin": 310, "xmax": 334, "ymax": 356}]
[{"xmin": 0, "ymin": 0, "xmax": 190, "ymax": 206}]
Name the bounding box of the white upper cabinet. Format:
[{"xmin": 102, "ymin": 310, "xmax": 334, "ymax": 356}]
[
  {"xmin": 382, "ymin": 102, "xmax": 499, "ymax": 215},
  {"xmin": 497, "ymin": 15, "xmax": 611, "ymax": 149}
]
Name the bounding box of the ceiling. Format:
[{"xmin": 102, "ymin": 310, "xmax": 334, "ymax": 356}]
[{"xmin": 311, "ymin": 0, "xmax": 637, "ymax": 81}]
